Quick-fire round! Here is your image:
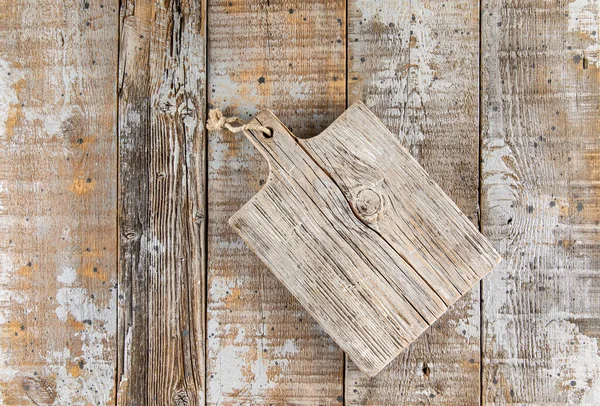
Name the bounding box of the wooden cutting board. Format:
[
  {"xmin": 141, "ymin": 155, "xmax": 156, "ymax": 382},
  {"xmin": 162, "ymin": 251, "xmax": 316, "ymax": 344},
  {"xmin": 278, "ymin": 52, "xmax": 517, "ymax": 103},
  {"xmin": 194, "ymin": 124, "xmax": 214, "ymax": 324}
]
[{"xmin": 229, "ymin": 101, "xmax": 501, "ymax": 376}]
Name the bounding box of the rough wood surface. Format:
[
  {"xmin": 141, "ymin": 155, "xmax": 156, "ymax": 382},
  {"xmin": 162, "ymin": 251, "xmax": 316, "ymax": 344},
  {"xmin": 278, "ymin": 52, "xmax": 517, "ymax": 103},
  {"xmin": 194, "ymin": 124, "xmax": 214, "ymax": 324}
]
[
  {"xmin": 2, "ymin": 0, "xmax": 599, "ymax": 402},
  {"xmin": 206, "ymin": 0, "xmax": 346, "ymax": 404},
  {"xmin": 230, "ymin": 104, "xmax": 499, "ymax": 376},
  {"xmin": 481, "ymin": 0, "xmax": 600, "ymax": 403},
  {"xmin": 117, "ymin": 0, "xmax": 206, "ymax": 404},
  {"xmin": 302, "ymin": 103, "xmax": 499, "ymax": 305},
  {"xmin": 0, "ymin": 0, "xmax": 118, "ymax": 404},
  {"xmin": 346, "ymin": 0, "xmax": 485, "ymax": 403}
]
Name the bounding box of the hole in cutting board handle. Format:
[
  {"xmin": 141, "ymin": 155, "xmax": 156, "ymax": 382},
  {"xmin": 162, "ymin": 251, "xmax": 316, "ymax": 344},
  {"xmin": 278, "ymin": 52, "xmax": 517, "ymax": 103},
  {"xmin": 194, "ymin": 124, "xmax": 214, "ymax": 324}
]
[{"xmin": 263, "ymin": 127, "xmax": 273, "ymax": 138}]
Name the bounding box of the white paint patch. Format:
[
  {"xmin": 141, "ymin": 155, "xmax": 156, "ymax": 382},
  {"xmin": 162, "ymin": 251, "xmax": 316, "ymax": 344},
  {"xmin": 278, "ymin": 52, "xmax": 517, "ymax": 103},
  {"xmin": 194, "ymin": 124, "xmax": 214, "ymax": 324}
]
[
  {"xmin": 0, "ymin": 54, "xmax": 81, "ymax": 141},
  {"xmin": 126, "ymin": 108, "xmax": 141, "ymax": 127},
  {"xmin": 413, "ymin": 385, "xmax": 439, "ymax": 399},
  {"xmin": 50, "ymin": 272, "xmax": 116, "ymax": 404},
  {"xmin": 0, "ymin": 182, "xmax": 7, "ymax": 214},
  {"xmin": 289, "ymin": 79, "xmax": 311, "ymax": 101},
  {"xmin": 248, "ymin": 345, "xmax": 277, "ymax": 396},
  {"xmin": 207, "ymin": 311, "xmax": 303, "ymax": 403},
  {"xmin": 207, "ymin": 317, "xmax": 253, "ymax": 402},
  {"xmin": 208, "ymin": 129, "xmax": 250, "ymax": 173},
  {"xmin": 272, "ymin": 339, "xmax": 299, "ymax": 357},
  {"xmin": 581, "ymin": 372, "xmax": 600, "ymax": 404},
  {"xmin": 209, "ymin": 341, "xmax": 252, "ymax": 399},
  {"xmin": 19, "ymin": 70, "xmax": 78, "ymax": 140},
  {"xmin": 208, "ymin": 277, "xmax": 243, "ymax": 301},
  {"xmin": 234, "ymin": 327, "xmax": 246, "ymax": 344},
  {"xmin": 57, "ymin": 266, "xmax": 77, "ymax": 285},
  {"xmin": 0, "ymin": 58, "xmax": 18, "ymax": 139},
  {"xmin": 548, "ymin": 320, "xmax": 600, "ymax": 404},
  {"xmin": 141, "ymin": 234, "xmax": 166, "ymax": 256},
  {"xmin": 455, "ymin": 305, "xmax": 479, "ymax": 342},
  {"xmin": 568, "ymin": 0, "xmax": 600, "ymax": 66}
]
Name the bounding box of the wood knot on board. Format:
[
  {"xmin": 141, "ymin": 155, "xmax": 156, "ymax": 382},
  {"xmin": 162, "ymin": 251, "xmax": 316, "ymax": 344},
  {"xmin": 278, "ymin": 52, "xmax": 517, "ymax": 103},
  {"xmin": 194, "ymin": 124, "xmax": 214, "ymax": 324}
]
[
  {"xmin": 206, "ymin": 108, "xmax": 272, "ymax": 136},
  {"xmin": 353, "ymin": 188, "xmax": 383, "ymax": 219},
  {"xmin": 172, "ymin": 389, "xmax": 191, "ymax": 406}
]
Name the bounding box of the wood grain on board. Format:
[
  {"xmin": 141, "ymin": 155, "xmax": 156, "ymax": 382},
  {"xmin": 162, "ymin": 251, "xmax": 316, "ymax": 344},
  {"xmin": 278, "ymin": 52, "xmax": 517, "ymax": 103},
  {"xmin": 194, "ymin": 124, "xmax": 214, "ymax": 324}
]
[
  {"xmin": 0, "ymin": 0, "xmax": 118, "ymax": 404},
  {"xmin": 117, "ymin": 0, "xmax": 206, "ymax": 404},
  {"xmin": 481, "ymin": 0, "xmax": 600, "ymax": 403},
  {"xmin": 230, "ymin": 104, "xmax": 498, "ymax": 377},
  {"xmin": 206, "ymin": 0, "xmax": 346, "ymax": 403},
  {"xmin": 346, "ymin": 0, "xmax": 484, "ymax": 403}
]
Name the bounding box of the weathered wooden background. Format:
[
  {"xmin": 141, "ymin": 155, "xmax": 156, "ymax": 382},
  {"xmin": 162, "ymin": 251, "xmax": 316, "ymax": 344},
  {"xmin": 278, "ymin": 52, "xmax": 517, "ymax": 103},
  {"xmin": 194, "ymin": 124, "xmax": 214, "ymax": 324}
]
[{"xmin": 0, "ymin": 0, "xmax": 598, "ymax": 404}]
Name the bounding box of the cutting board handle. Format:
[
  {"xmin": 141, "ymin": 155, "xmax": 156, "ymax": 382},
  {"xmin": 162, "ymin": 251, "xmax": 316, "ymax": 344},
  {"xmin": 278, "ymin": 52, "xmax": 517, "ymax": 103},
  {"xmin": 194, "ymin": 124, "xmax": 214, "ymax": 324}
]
[{"xmin": 240, "ymin": 110, "xmax": 307, "ymax": 183}]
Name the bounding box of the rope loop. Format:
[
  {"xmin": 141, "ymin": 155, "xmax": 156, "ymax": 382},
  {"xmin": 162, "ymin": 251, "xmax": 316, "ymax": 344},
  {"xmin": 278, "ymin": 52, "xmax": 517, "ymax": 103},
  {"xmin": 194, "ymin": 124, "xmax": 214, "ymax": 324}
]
[{"xmin": 206, "ymin": 109, "xmax": 272, "ymax": 137}]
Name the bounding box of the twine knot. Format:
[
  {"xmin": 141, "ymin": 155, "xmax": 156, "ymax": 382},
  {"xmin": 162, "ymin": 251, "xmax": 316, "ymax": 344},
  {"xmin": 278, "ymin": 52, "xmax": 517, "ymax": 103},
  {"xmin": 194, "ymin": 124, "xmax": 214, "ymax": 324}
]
[{"xmin": 206, "ymin": 109, "xmax": 272, "ymax": 136}]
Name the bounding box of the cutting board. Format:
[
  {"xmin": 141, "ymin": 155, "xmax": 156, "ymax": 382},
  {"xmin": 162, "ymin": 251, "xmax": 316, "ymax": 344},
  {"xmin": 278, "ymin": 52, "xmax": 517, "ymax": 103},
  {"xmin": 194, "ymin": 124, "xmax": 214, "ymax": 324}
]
[{"xmin": 229, "ymin": 101, "xmax": 501, "ymax": 376}]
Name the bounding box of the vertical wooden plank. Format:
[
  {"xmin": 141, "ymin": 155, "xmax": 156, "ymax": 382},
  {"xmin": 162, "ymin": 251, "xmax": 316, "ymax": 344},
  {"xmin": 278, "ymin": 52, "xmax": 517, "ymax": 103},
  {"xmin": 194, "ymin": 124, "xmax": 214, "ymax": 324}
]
[
  {"xmin": 481, "ymin": 0, "xmax": 600, "ymax": 403},
  {"xmin": 117, "ymin": 0, "xmax": 206, "ymax": 404},
  {"xmin": 0, "ymin": 0, "xmax": 118, "ymax": 404},
  {"xmin": 347, "ymin": 0, "xmax": 482, "ymax": 403},
  {"xmin": 206, "ymin": 0, "xmax": 346, "ymax": 404}
]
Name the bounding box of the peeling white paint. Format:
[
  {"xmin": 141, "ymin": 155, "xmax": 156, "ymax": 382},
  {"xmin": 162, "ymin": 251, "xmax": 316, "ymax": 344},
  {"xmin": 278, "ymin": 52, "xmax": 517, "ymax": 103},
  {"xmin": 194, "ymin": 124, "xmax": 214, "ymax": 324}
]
[
  {"xmin": 289, "ymin": 79, "xmax": 311, "ymax": 101},
  {"xmin": 56, "ymin": 266, "xmax": 77, "ymax": 286},
  {"xmin": 209, "ymin": 277, "xmax": 242, "ymax": 301},
  {"xmin": 581, "ymin": 372, "xmax": 600, "ymax": 404},
  {"xmin": 51, "ymin": 271, "xmax": 116, "ymax": 404},
  {"xmin": 207, "ymin": 313, "xmax": 304, "ymax": 403},
  {"xmin": 548, "ymin": 320, "xmax": 600, "ymax": 404},
  {"xmin": 273, "ymin": 339, "xmax": 299, "ymax": 357},
  {"xmin": 126, "ymin": 108, "xmax": 141, "ymax": 127},
  {"xmin": 0, "ymin": 182, "xmax": 7, "ymax": 214},
  {"xmin": 208, "ymin": 128, "xmax": 255, "ymax": 173},
  {"xmin": 209, "ymin": 341, "xmax": 251, "ymax": 399},
  {"xmin": 142, "ymin": 234, "xmax": 166, "ymax": 256},
  {"xmin": 568, "ymin": 0, "xmax": 600, "ymax": 66},
  {"xmin": 455, "ymin": 305, "xmax": 479, "ymax": 342},
  {"xmin": 234, "ymin": 327, "xmax": 246, "ymax": 344},
  {"xmin": 1, "ymin": 52, "xmax": 80, "ymax": 142},
  {"xmin": 19, "ymin": 76, "xmax": 77, "ymax": 140},
  {"xmin": 0, "ymin": 58, "xmax": 18, "ymax": 139},
  {"xmin": 207, "ymin": 317, "xmax": 249, "ymax": 402}
]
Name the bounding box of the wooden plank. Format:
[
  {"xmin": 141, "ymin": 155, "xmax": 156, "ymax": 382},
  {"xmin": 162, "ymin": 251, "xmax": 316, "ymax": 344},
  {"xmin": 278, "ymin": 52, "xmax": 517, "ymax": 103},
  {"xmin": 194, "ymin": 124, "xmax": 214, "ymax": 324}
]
[
  {"xmin": 116, "ymin": 0, "xmax": 206, "ymax": 404},
  {"xmin": 481, "ymin": 0, "xmax": 600, "ymax": 403},
  {"xmin": 0, "ymin": 0, "xmax": 118, "ymax": 404},
  {"xmin": 230, "ymin": 105, "xmax": 498, "ymax": 377},
  {"xmin": 346, "ymin": 0, "xmax": 484, "ymax": 403},
  {"xmin": 206, "ymin": 0, "xmax": 346, "ymax": 403}
]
